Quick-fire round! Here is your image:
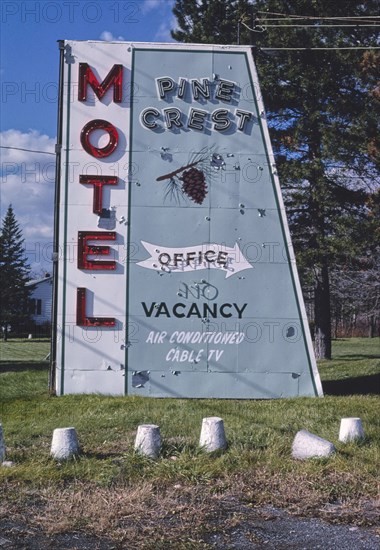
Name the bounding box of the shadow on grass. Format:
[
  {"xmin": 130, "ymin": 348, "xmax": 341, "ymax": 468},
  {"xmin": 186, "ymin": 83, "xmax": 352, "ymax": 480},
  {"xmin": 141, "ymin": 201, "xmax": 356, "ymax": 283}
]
[
  {"xmin": 0, "ymin": 338, "xmax": 50, "ymax": 344},
  {"xmin": 82, "ymin": 450, "xmax": 127, "ymax": 460},
  {"xmin": 334, "ymin": 354, "xmax": 380, "ymax": 361},
  {"xmin": 0, "ymin": 362, "xmax": 49, "ymax": 373},
  {"xmin": 322, "ymin": 373, "xmax": 380, "ymax": 396}
]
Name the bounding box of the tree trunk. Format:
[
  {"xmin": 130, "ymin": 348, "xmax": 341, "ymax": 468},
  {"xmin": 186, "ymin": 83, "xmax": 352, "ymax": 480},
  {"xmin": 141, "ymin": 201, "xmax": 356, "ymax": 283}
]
[
  {"xmin": 368, "ymin": 315, "xmax": 377, "ymax": 338},
  {"xmin": 314, "ymin": 263, "xmax": 332, "ymax": 359}
]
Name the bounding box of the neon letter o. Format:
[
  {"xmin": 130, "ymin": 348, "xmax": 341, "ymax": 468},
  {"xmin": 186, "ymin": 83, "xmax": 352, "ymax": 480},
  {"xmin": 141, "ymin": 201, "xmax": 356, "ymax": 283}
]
[{"xmin": 80, "ymin": 119, "xmax": 119, "ymax": 158}]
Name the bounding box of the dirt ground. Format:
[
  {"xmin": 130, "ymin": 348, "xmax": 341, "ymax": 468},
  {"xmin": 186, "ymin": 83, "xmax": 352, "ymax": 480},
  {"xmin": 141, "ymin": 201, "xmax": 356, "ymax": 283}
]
[{"xmin": 1, "ymin": 502, "xmax": 379, "ymax": 549}]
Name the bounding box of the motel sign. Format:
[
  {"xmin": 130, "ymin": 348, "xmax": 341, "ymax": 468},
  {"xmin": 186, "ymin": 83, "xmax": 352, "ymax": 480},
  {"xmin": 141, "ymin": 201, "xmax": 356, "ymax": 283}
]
[{"xmin": 51, "ymin": 41, "xmax": 323, "ymax": 398}]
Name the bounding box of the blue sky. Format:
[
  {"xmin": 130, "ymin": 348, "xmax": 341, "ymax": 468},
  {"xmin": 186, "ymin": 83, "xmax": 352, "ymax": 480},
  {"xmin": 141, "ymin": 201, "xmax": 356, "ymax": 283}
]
[{"xmin": 0, "ymin": 0, "xmax": 176, "ymax": 272}]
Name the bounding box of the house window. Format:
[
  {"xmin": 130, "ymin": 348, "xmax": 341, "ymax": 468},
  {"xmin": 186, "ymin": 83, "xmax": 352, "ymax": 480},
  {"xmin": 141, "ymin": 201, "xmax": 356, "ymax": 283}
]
[{"xmin": 29, "ymin": 299, "xmax": 42, "ymax": 315}]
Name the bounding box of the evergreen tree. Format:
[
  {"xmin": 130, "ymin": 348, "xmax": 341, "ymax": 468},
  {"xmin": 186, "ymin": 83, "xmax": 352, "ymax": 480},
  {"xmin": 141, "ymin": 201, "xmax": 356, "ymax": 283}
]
[
  {"xmin": 171, "ymin": 0, "xmax": 380, "ymax": 358},
  {"xmin": 0, "ymin": 205, "xmax": 31, "ymax": 339}
]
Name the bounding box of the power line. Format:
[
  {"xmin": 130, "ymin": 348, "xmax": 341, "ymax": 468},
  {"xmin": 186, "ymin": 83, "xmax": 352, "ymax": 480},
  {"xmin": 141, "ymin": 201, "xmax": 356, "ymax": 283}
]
[
  {"xmin": 240, "ymin": 19, "xmax": 380, "ymax": 32},
  {"xmin": 260, "ymin": 46, "xmax": 380, "ymax": 50},
  {"xmin": 259, "ymin": 17, "xmax": 380, "ymax": 23},
  {"xmin": 258, "ymin": 16, "xmax": 380, "ymax": 20},
  {"xmin": 240, "ymin": 20, "xmax": 380, "ymax": 46},
  {"xmin": 0, "ymin": 146, "xmax": 55, "ymax": 156},
  {"xmin": 259, "ymin": 24, "xmax": 380, "ymax": 28},
  {"xmin": 256, "ymin": 11, "xmax": 380, "ymax": 22}
]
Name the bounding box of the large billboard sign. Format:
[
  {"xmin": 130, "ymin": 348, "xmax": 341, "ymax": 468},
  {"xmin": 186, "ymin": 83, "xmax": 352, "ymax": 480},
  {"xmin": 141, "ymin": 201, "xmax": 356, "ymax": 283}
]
[{"xmin": 52, "ymin": 41, "xmax": 323, "ymax": 398}]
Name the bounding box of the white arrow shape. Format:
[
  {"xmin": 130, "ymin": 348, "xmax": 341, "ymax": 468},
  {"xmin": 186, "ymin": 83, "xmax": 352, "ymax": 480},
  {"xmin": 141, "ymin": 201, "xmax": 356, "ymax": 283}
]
[{"xmin": 136, "ymin": 241, "xmax": 253, "ymax": 279}]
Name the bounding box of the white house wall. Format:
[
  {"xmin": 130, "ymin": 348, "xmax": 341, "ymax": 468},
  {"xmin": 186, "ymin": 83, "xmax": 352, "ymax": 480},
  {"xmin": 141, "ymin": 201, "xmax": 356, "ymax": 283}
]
[{"xmin": 28, "ymin": 278, "xmax": 53, "ymax": 325}]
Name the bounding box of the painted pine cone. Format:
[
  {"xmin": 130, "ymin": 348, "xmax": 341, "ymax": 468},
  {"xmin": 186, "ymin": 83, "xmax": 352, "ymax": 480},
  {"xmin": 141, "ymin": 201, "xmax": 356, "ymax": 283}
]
[{"xmin": 181, "ymin": 168, "xmax": 207, "ymax": 204}]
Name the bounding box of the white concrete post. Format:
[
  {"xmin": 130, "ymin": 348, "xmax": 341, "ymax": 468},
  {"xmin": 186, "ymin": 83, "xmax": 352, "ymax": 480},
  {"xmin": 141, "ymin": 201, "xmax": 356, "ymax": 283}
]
[
  {"xmin": 292, "ymin": 429, "xmax": 336, "ymax": 460},
  {"xmin": 0, "ymin": 424, "xmax": 5, "ymax": 462},
  {"xmin": 339, "ymin": 417, "xmax": 365, "ymax": 443},
  {"xmin": 199, "ymin": 417, "xmax": 227, "ymax": 452},
  {"xmin": 134, "ymin": 424, "xmax": 161, "ymax": 459},
  {"xmin": 50, "ymin": 427, "xmax": 79, "ymax": 460}
]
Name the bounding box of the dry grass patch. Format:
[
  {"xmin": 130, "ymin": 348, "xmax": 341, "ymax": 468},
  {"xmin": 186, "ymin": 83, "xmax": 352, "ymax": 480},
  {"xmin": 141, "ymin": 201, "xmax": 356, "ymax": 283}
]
[{"xmin": 1, "ymin": 464, "xmax": 379, "ymax": 548}]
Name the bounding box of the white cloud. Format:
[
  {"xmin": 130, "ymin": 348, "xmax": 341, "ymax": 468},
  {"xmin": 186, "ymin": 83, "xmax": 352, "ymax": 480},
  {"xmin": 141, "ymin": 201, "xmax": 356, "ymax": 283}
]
[
  {"xmin": 141, "ymin": 0, "xmax": 162, "ymax": 15},
  {"xmin": 0, "ymin": 129, "xmax": 56, "ymax": 272},
  {"xmin": 154, "ymin": 15, "xmax": 177, "ymax": 42},
  {"xmin": 141, "ymin": 0, "xmax": 176, "ymax": 16},
  {"xmin": 99, "ymin": 31, "xmax": 125, "ymax": 42}
]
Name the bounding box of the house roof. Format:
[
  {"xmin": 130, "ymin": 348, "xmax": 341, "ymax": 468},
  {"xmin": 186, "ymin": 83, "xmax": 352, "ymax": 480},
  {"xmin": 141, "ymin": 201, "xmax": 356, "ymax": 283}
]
[{"xmin": 26, "ymin": 275, "xmax": 53, "ymax": 287}]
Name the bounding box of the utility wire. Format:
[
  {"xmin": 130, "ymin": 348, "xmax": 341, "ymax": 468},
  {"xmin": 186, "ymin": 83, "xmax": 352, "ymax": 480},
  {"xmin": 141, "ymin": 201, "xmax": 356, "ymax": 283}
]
[
  {"xmin": 0, "ymin": 145, "xmax": 55, "ymax": 156},
  {"xmin": 258, "ymin": 16, "xmax": 380, "ymax": 19},
  {"xmin": 259, "ymin": 17, "xmax": 380, "ymax": 22},
  {"xmin": 240, "ymin": 20, "xmax": 380, "ymax": 47},
  {"xmin": 260, "ymin": 46, "xmax": 380, "ymax": 50},
  {"xmin": 240, "ymin": 20, "xmax": 380, "ymax": 31},
  {"xmin": 257, "ymin": 11, "xmax": 380, "ymax": 22},
  {"xmin": 259, "ymin": 24, "xmax": 380, "ymax": 28}
]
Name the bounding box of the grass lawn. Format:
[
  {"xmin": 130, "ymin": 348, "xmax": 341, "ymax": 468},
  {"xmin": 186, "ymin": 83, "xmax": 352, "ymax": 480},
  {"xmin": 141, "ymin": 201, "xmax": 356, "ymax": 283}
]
[{"xmin": 0, "ymin": 337, "xmax": 379, "ymax": 547}]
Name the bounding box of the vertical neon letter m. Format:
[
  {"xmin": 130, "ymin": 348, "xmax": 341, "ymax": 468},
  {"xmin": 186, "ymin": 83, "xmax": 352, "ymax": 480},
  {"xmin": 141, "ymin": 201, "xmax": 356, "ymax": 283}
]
[{"xmin": 78, "ymin": 63, "xmax": 123, "ymax": 102}]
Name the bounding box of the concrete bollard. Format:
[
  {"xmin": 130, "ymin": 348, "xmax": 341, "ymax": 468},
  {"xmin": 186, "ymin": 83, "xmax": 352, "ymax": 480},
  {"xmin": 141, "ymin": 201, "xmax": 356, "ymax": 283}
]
[
  {"xmin": 0, "ymin": 424, "xmax": 5, "ymax": 462},
  {"xmin": 50, "ymin": 427, "xmax": 79, "ymax": 460},
  {"xmin": 339, "ymin": 417, "xmax": 365, "ymax": 443},
  {"xmin": 292, "ymin": 429, "xmax": 335, "ymax": 460},
  {"xmin": 199, "ymin": 417, "xmax": 227, "ymax": 452},
  {"xmin": 134, "ymin": 424, "xmax": 161, "ymax": 459}
]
